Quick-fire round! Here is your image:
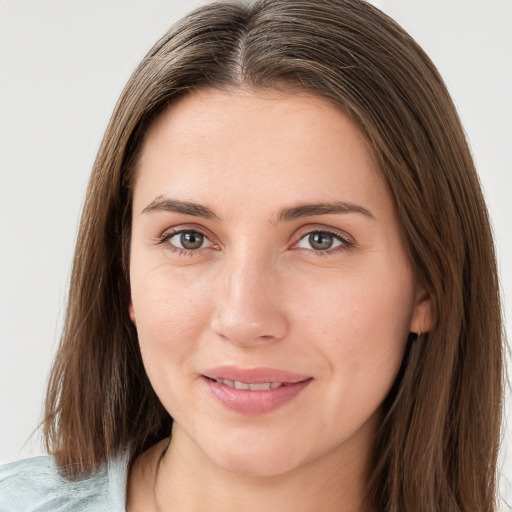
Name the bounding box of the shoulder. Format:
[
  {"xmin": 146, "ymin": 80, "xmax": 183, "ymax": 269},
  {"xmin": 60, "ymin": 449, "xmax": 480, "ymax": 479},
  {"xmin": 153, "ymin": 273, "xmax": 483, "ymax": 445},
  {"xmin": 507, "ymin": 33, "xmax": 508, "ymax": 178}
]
[{"xmin": 0, "ymin": 453, "xmax": 128, "ymax": 512}]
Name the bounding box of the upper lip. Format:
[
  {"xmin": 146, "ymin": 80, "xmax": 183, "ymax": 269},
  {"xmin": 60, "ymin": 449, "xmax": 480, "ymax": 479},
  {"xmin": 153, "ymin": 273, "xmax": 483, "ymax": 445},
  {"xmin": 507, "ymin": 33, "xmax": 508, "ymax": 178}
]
[{"xmin": 202, "ymin": 366, "xmax": 311, "ymax": 384}]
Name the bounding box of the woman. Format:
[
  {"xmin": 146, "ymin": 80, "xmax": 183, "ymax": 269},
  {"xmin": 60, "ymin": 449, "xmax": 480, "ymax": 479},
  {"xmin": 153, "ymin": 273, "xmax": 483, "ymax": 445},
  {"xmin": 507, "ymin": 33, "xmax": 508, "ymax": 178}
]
[{"xmin": 0, "ymin": 0, "xmax": 503, "ymax": 511}]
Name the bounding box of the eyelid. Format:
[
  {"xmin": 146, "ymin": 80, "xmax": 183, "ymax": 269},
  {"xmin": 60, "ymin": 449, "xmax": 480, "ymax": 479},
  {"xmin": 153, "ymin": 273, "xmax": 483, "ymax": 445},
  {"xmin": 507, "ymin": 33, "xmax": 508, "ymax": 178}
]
[
  {"xmin": 154, "ymin": 223, "xmax": 354, "ymax": 255},
  {"xmin": 169, "ymin": 230, "xmax": 213, "ymax": 249},
  {"xmin": 156, "ymin": 224, "xmax": 219, "ymax": 251},
  {"xmin": 157, "ymin": 223, "xmax": 214, "ymax": 239},
  {"xmin": 291, "ymin": 225, "xmax": 355, "ymax": 252}
]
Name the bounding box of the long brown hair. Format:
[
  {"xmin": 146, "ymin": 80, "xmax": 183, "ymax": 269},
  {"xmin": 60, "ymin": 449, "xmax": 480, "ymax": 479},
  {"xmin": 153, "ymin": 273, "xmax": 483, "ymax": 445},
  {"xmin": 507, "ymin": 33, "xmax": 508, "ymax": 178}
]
[{"xmin": 43, "ymin": 1, "xmax": 503, "ymax": 510}]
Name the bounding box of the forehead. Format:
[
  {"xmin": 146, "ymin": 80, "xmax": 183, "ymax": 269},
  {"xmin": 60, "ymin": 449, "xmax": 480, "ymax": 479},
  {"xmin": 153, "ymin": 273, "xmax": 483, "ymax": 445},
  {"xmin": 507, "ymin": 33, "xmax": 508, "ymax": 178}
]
[
  {"xmin": 133, "ymin": 88, "xmax": 389, "ymax": 218},
  {"xmin": 139, "ymin": 87, "xmax": 374, "ymax": 161}
]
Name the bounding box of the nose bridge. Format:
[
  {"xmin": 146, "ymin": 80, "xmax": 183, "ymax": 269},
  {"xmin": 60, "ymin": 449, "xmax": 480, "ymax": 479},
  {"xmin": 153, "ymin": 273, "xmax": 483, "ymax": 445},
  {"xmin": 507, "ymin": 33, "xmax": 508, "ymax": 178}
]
[{"xmin": 211, "ymin": 247, "xmax": 288, "ymax": 345}]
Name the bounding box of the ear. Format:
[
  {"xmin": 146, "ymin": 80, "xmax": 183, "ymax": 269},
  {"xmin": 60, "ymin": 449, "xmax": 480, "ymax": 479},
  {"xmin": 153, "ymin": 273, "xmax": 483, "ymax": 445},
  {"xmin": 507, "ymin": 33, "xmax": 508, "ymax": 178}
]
[
  {"xmin": 128, "ymin": 299, "xmax": 137, "ymax": 326},
  {"xmin": 409, "ymin": 284, "xmax": 435, "ymax": 334}
]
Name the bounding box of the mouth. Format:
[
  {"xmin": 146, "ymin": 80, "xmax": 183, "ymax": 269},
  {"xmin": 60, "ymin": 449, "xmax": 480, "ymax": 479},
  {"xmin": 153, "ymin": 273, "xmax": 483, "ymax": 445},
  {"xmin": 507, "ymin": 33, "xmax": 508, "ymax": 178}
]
[
  {"xmin": 205, "ymin": 377, "xmax": 289, "ymax": 390},
  {"xmin": 201, "ymin": 366, "xmax": 313, "ymax": 414},
  {"xmin": 202, "ymin": 366, "xmax": 311, "ymax": 385}
]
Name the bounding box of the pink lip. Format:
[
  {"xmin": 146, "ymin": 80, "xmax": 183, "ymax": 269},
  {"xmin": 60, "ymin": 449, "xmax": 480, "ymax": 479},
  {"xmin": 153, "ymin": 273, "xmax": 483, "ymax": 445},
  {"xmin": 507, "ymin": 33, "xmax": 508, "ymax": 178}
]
[
  {"xmin": 201, "ymin": 366, "xmax": 312, "ymax": 414},
  {"xmin": 203, "ymin": 366, "xmax": 310, "ymax": 384}
]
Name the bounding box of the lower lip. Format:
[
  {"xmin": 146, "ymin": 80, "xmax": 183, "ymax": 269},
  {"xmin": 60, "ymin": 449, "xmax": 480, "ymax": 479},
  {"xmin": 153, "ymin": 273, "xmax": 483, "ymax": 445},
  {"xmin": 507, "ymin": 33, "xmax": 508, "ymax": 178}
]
[{"xmin": 203, "ymin": 377, "xmax": 312, "ymax": 414}]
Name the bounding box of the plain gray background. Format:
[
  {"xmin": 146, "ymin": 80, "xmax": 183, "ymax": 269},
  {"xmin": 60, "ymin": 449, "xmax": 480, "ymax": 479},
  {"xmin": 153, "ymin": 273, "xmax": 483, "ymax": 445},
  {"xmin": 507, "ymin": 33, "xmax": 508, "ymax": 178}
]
[{"xmin": 1, "ymin": 0, "xmax": 511, "ymax": 505}]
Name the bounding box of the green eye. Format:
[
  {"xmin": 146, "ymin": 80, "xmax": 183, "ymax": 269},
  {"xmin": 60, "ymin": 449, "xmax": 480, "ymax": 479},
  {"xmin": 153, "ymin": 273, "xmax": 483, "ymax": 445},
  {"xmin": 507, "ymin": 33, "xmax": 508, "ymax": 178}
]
[
  {"xmin": 180, "ymin": 231, "xmax": 204, "ymax": 249},
  {"xmin": 296, "ymin": 230, "xmax": 347, "ymax": 252},
  {"xmin": 167, "ymin": 230, "xmax": 211, "ymax": 251},
  {"xmin": 309, "ymin": 232, "xmax": 334, "ymax": 250}
]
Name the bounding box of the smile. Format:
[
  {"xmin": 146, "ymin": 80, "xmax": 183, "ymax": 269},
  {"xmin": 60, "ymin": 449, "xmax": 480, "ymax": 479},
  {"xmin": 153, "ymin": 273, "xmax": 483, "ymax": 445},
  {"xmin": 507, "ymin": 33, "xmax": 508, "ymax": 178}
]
[
  {"xmin": 210, "ymin": 379, "xmax": 283, "ymax": 390},
  {"xmin": 202, "ymin": 366, "xmax": 313, "ymax": 414}
]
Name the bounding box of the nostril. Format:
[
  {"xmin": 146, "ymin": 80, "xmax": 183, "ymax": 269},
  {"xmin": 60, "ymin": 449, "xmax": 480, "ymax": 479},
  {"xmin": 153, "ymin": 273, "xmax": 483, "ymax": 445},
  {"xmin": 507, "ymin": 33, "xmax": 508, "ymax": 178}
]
[{"xmin": 210, "ymin": 313, "xmax": 288, "ymax": 346}]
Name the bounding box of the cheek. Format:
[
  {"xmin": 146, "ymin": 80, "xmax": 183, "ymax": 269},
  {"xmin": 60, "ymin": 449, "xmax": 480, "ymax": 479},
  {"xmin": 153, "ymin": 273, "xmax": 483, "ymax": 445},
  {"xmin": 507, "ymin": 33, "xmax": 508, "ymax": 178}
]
[
  {"xmin": 292, "ymin": 265, "xmax": 414, "ymax": 397},
  {"xmin": 130, "ymin": 267, "xmax": 212, "ymax": 379},
  {"xmin": 295, "ymin": 264, "xmax": 414, "ymax": 340}
]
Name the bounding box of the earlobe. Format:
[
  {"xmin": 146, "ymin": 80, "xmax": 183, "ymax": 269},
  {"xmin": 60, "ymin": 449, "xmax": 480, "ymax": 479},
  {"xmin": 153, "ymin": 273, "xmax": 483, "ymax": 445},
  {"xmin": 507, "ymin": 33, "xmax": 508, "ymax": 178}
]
[
  {"xmin": 410, "ymin": 285, "xmax": 435, "ymax": 335},
  {"xmin": 128, "ymin": 300, "xmax": 136, "ymax": 326}
]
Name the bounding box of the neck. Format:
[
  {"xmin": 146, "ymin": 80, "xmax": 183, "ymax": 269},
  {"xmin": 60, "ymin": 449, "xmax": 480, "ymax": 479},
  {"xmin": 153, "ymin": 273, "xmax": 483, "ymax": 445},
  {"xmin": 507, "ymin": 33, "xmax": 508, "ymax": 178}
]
[{"xmin": 127, "ymin": 425, "xmax": 373, "ymax": 512}]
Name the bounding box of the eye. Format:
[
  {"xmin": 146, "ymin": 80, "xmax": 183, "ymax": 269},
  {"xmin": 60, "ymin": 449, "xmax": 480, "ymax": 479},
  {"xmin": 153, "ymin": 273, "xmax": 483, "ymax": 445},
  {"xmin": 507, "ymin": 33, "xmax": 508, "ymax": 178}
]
[
  {"xmin": 295, "ymin": 230, "xmax": 349, "ymax": 252},
  {"xmin": 164, "ymin": 229, "xmax": 213, "ymax": 251}
]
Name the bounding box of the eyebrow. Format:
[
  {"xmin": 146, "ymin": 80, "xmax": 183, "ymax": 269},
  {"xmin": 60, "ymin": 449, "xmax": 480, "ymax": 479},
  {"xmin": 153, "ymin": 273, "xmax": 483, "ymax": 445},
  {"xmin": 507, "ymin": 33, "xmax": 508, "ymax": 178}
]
[
  {"xmin": 141, "ymin": 197, "xmax": 219, "ymax": 219},
  {"xmin": 141, "ymin": 197, "xmax": 375, "ymax": 222},
  {"xmin": 274, "ymin": 201, "xmax": 375, "ymax": 223}
]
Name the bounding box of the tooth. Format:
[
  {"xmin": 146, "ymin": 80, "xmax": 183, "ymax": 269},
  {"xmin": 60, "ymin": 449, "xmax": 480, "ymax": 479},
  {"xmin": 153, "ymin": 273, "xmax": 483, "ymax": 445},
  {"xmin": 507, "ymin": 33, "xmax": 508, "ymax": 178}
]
[
  {"xmin": 234, "ymin": 380, "xmax": 251, "ymax": 390},
  {"xmin": 213, "ymin": 379, "xmax": 284, "ymax": 390},
  {"xmin": 249, "ymin": 382, "xmax": 272, "ymax": 391}
]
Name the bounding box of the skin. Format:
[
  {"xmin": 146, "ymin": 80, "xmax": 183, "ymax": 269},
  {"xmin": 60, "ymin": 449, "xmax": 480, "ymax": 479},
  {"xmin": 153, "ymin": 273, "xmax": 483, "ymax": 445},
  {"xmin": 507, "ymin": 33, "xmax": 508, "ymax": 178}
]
[{"xmin": 126, "ymin": 88, "xmax": 433, "ymax": 512}]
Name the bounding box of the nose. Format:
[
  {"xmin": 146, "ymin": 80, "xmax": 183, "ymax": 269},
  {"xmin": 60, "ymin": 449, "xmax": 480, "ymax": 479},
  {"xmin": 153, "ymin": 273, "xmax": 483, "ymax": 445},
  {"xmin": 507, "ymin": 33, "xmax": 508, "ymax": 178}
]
[{"xmin": 210, "ymin": 253, "xmax": 289, "ymax": 346}]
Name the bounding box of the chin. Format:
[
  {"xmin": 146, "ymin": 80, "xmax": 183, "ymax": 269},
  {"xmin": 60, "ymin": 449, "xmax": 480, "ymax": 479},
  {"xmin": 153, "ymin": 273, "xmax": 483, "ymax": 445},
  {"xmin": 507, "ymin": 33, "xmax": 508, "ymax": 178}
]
[{"xmin": 203, "ymin": 437, "xmax": 310, "ymax": 478}]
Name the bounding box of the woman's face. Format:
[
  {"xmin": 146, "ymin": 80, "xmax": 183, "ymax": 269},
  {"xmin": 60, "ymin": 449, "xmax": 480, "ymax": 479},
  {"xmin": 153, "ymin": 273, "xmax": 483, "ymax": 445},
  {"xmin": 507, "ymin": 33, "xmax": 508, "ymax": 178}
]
[{"xmin": 129, "ymin": 88, "xmax": 431, "ymax": 477}]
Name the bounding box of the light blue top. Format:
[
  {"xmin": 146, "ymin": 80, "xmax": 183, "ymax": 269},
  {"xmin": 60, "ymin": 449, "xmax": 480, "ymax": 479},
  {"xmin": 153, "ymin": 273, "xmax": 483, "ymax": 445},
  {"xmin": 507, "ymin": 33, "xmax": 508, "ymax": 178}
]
[{"xmin": 0, "ymin": 453, "xmax": 128, "ymax": 511}]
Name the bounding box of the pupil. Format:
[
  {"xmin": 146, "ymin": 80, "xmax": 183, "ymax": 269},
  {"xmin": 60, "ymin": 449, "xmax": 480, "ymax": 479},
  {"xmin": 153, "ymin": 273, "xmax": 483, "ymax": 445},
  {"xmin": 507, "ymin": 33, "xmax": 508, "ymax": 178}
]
[
  {"xmin": 309, "ymin": 232, "xmax": 333, "ymax": 250},
  {"xmin": 181, "ymin": 232, "xmax": 203, "ymax": 250}
]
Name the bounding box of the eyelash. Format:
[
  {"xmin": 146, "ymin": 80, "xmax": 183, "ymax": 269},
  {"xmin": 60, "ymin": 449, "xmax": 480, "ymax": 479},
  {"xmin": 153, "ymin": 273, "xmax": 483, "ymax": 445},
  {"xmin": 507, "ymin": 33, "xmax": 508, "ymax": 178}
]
[
  {"xmin": 157, "ymin": 228, "xmax": 216, "ymax": 256},
  {"xmin": 157, "ymin": 227, "xmax": 353, "ymax": 256},
  {"xmin": 295, "ymin": 229, "xmax": 353, "ymax": 256}
]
